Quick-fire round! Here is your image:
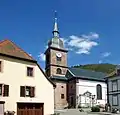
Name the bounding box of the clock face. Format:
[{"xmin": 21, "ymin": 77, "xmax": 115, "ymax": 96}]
[{"xmin": 56, "ymin": 52, "xmax": 62, "ymax": 57}]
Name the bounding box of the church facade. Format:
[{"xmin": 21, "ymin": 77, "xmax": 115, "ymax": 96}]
[{"xmin": 44, "ymin": 15, "xmax": 107, "ymax": 109}]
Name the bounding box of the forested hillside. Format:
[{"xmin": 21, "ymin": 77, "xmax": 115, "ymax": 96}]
[{"xmin": 72, "ymin": 63, "xmax": 117, "ymax": 74}]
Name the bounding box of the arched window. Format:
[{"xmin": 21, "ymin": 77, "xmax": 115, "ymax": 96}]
[
  {"xmin": 96, "ymin": 84, "xmax": 102, "ymax": 100},
  {"xmin": 56, "ymin": 68, "xmax": 62, "ymax": 74}
]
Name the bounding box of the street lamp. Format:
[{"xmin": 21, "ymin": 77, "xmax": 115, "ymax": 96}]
[{"xmin": 91, "ymin": 95, "xmax": 95, "ymax": 107}]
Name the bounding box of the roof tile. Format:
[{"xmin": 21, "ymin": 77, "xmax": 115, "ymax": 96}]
[{"xmin": 0, "ymin": 39, "xmax": 34, "ymax": 61}]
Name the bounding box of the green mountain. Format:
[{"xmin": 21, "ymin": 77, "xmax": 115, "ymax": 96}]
[{"xmin": 72, "ymin": 63, "xmax": 117, "ymax": 74}]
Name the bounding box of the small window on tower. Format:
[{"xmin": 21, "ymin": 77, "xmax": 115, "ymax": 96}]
[
  {"xmin": 61, "ymin": 94, "xmax": 64, "ymax": 99},
  {"xmin": 56, "ymin": 56, "xmax": 61, "ymax": 61},
  {"xmin": 56, "ymin": 68, "xmax": 62, "ymax": 74}
]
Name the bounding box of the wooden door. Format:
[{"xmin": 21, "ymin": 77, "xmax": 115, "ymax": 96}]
[{"xmin": 17, "ymin": 103, "xmax": 43, "ymax": 115}]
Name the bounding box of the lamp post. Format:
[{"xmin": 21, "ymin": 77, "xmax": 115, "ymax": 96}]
[{"xmin": 91, "ymin": 95, "xmax": 95, "ymax": 107}]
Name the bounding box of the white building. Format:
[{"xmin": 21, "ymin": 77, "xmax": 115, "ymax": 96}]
[
  {"xmin": 66, "ymin": 67, "xmax": 107, "ymax": 108},
  {"xmin": 0, "ymin": 39, "xmax": 56, "ymax": 115}
]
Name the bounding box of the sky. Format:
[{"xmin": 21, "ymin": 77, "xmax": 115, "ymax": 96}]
[{"xmin": 0, "ymin": 0, "xmax": 120, "ymax": 69}]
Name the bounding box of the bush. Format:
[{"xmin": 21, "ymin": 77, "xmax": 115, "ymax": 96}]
[
  {"xmin": 111, "ymin": 108, "xmax": 118, "ymax": 113},
  {"xmin": 51, "ymin": 113, "xmax": 60, "ymax": 115},
  {"xmin": 91, "ymin": 106, "xmax": 100, "ymax": 112}
]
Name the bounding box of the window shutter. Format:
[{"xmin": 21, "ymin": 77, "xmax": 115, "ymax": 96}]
[
  {"xmin": 30, "ymin": 87, "xmax": 35, "ymax": 97},
  {"xmin": 20, "ymin": 86, "xmax": 25, "ymax": 97},
  {"xmin": 3, "ymin": 85, "xmax": 9, "ymax": 97}
]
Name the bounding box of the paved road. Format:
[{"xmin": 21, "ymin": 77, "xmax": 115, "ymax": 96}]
[
  {"xmin": 54, "ymin": 109, "xmax": 98, "ymax": 115},
  {"xmin": 54, "ymin": 109, "xmax": 114, "ymax": 115}
]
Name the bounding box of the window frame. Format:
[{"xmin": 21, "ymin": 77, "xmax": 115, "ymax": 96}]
[
  {"xmin": 112, "ymin": 94, "xmax": 118, "ymax": 106},
  {"xmin": 112, "ymin": 80, "xmax": 118, "ymax": 91},
  {"xmin": 96, "ymin": 84, "xmax": 102, "ymax": 100},
  {"xmin": 0, "ymin": 84, "xmax": 2, "ymax": 96},
  {"xmin": 27, "ymin": 67, "xmax": 34, "ymax": 77},
  {"xmin": 61, "ymin": 94, "xmax": 64, "ymax": 99},
  {"xmin": 0, "ymin": 60, "xmax": 3, "ymax": 73},
  {"xmin": 20, "ymin": 86, "xmax": 35, "ymax": 98},
  {"xmin": 56, "ymin": 56, "xmax": 62, "ymax": 62},
  {"xmin": 0, "ymin": 84, "xmax": 9, "ymax": 97},
  {"xmin": 56, "ymin": 68, "xmax": 62, "ymax": 74}
]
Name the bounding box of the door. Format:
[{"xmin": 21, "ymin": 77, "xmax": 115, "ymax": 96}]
[
  {"xmin": 17, "ymin": 103, "xmax": 43, "ymax": 115},
  {"xmin": 0, "ymin": 102, "xmax": 4, "ymax": 115}
]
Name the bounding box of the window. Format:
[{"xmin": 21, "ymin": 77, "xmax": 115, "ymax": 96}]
[
  {"xmin": 0, "ymin": 61, "xmax": 2, "ymax": 72},
  {"xmin": 112, "ymin": 95, "xmax": 118, "ymax": 106},
  {"xmin": 112, "ymin": 80, "xmax": 118, "ymax": 91},
  {"xmin": 27, "ymin": 67, "xmax": 33, "ymax": 77},
  {"xmin": 56, "ymin": 68, "xmax": 62, "ymax": 74},
  {"xmin": 0, "ymin": 103, "xmax": 4, "ymax": 115},
  {"xmin": 0, "ymin": 84, "xmax": 9, "ymax": 97},
  {"xmin": 0, "ymin": 84, "xmax": 2, "ymax": 95},
  {"xmin": 117, "ymin": 69, "xmax": 120, "ymax": 76},
  {"xmin": 56, "ymin": 56, "xmax": 61, "ymax": 62},
  {"xmin": 61, "ymin": 94, "xmax": 64, "ymax": 99},
  {"xmin": 20, "ymin": 86, "xmax": 35, "ymax": 97},
  {"xmin": 96, "ymin": 84, "xmax": 102, "ymax": 100},
  {"xmin": 46, "ymin": 53, "xmax": 50, "ymax": 65},
  {"xmin": 46, "ymin": 69, "xmax": 50, "ymax": 77}
]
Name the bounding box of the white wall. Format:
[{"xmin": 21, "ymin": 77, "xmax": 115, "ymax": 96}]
[
  {"xmin": 76, "ymin": 79, "xmax": 107, "ymax": 106},
  {"xmin": 0, "ymin": 56, "xmax": 54, "ymax": 115}
]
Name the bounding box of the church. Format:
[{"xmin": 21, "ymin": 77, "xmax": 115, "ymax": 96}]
[{"xmin": 44, "ymin": 15, "xmax": 107, "ymax": 109}]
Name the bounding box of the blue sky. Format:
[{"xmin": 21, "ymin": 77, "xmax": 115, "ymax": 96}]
[{"xmin": 0, "ymin": 0, "xmax": 120, "ymax": 69}]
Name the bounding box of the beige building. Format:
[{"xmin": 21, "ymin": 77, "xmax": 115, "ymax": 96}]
[
  {"xmin": 0, "ymin": 39, "xmax": 55, "ymax": 115},
  {"xmin": 45, "ymin": 16, "xmax": 68, "ymax": 109}
]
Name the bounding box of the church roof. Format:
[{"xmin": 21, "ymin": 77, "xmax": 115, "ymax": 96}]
[
  {"xmin": 67, "ymin": 67, "xmax": 107, "ymax": 81},
  {"xmin": 50, "ymin": 75, "xmax": 68, "ymax": 81},
  {"xmin": 0, "ymin": 39, "xmax": 35, "ymax": 61},
  {"xmin": 48, "ymin": 37, "xmax": 64, "ymax": 49}
]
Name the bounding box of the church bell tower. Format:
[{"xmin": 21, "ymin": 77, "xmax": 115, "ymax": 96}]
[
  {"xmin": 45, "ymin": 11, "xmax": 68, "ymax": 78},
  {"xmin": 44, "ymin": 11, "xmax": 68, "ymax": 109}
]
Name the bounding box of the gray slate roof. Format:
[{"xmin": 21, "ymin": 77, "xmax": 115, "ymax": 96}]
[
  {"xmin": 50, "ymin": 75, "xmax": 68, "ymax": 81},
  {"xmin": 68, "ymin": 67, "xmax": 107, "ymax": 81}
]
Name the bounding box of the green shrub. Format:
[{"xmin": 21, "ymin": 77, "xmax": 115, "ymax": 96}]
[
  {"xmin": 51, "ymin": 113, "xmax": 60, "ymax": 115},
  {"xmin": 91, "ymin": 106, "xmax": 100, "ymax": 112}
]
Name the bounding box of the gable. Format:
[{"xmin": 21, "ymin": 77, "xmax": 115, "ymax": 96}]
[
  {"xmin": 65, "ymin": 69, "xmax": 74, "ymax": 79},
  {"xmin": 0, "ymin": 39, "xmax": 56, "ymax": 88},
  {"xmin": 0, "ymin": 39, "xmax": 34, "ymax": 61}
]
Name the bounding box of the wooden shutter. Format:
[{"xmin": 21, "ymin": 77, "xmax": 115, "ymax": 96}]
[
  {"xmin": 30, "ymin": 87, "xmax": 35, "ymax": 97},
  {"xmin": 20, "ymin": 86, "xmax": 25, "ymax": 97},
  {"xmin": 3, "ymin": 85, "xmax": 9, "ymax": 96}
]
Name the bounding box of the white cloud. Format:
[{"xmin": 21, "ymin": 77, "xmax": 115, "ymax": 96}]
[
  {"xmin": 99, "ymin": 60, "xmax": 103, "ymax": 64},
  {"xmin": 65, "ymin": 32, "xmax": 99, "ymax": 54},
  {"xmin": 102, "ymin": 52, "xmax": 111, "ymax": 58},
  {"xmin": 82, "ymin": 32, "xmax": 99, "ymax": 39},
  {"xmin": 38, "ymin": 53, "xmax": 45, "ymax": 61},
  {"xmin": 41, "ymin": 32, "xmax": 99, "ymax": 55},
  {"xmin": 28, "ymin": 53, "xmax": 32, "ymax": 56}
]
